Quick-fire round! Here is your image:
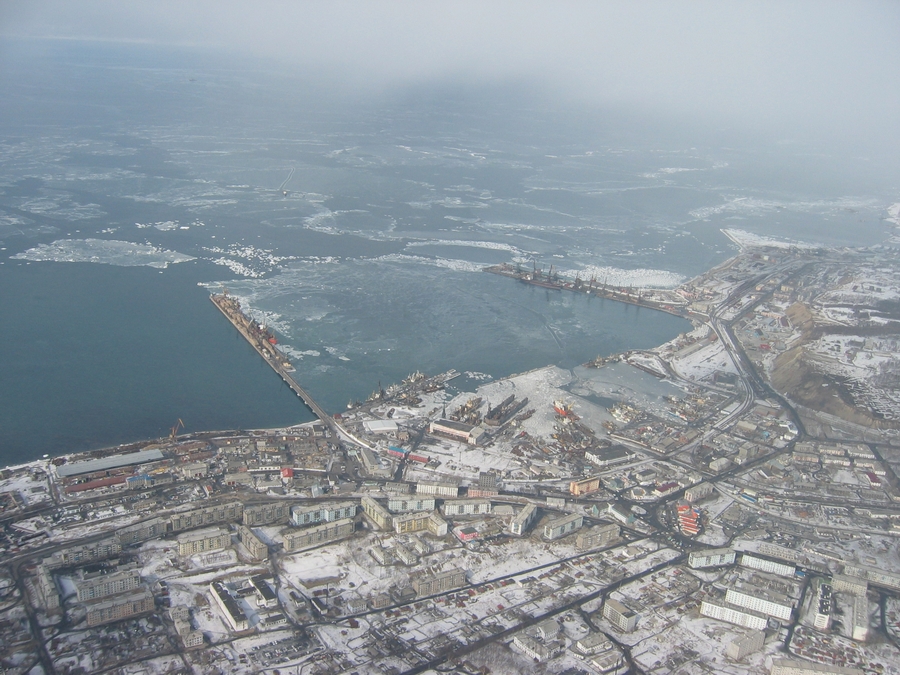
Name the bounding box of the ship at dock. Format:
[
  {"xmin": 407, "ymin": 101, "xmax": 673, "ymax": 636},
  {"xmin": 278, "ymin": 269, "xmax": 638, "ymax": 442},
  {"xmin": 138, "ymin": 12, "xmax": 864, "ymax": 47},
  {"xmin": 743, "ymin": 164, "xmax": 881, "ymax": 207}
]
[{"xmin": 209, "ymin": 292, "xmax": 294, "ymax": 371}]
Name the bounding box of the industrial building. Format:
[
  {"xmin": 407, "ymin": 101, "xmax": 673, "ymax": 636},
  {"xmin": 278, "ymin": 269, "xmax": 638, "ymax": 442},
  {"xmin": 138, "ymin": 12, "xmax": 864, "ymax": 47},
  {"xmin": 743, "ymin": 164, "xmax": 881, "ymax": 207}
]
[
  {"xmin": 602, "ymin": 598, "xmax": 638, "ymax": 632},
  {"xmin": 575, "ymin": 523, "xmax": 619, "ymax": 550},
  {"xmin": 388, "ymin": 497, "xmax": 435, "ymax": 513},
  {"xmin": 542, "ymin": 513, "xmax": 583, "ymax": 540},
  {"xmin": 85, "ymin": 588, "xmax": 154, "ymax": 627},
  {"xmin": 210, "ymin": 582, "xmax": 248, "ymax": 632},
  {"xmin": 428, "ymin": 419, "xmax": 486, "ymax": 445},
  {"xmin": 411, "ymin": 568, "xmax": 467, "ymax": 597},
  {"xmin": 290, "ymin": 501, "xmax": 357, "ymax": 526},
  {"xmin": 243, "ymin": 502, "xmax": 291, "ymax": 526},
  {"xmin": 57, "ymin": 449, "xmax": 166, "ymax": 478},
  {"xmin": 76, "ymin": 569, "xmax": 142, "ymax": 602},
  {"xmin": 283, "ymin": 518, "xmax": 355, "ymax": 552},
  {"xmin": 177, "ymin": 528, "xmax": 231, "ymax": 556},
  {"xmin": 509, "ymin": 503, "xmax": 537, "ymax": 536},
  {"xmin": 585, "ymin": 446, "xmax": 633, "ymax": 468},
  {"xmin": 440, "ymin": 499, "xmax": 492, "ymax": 517},
  {"xmin": 689, "ymin": 548, "xmax": 736, "ymax": 569},
  {"xmin": 700, "ymin": 599, "xmax": 768, "ymax": 630}
]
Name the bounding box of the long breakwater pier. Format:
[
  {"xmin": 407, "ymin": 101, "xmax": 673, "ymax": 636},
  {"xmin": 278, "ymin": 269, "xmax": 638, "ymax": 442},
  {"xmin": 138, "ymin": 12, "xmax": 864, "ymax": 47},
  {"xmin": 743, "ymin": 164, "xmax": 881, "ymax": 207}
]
[
  {"xmin": 484, "ymin": 263, "xmax": 692, "ymax": 318},
  {"xmin": 209, "ymin": 293, "xmax": 337, "ymax": 432}
]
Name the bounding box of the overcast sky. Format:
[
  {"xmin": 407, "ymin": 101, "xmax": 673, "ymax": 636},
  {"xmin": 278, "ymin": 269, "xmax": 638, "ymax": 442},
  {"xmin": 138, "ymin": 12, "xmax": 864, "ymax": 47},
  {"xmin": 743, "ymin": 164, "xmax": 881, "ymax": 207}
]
[{"xmin": 3, "ymin": 1, "xmax": 899, "ymax": 153}]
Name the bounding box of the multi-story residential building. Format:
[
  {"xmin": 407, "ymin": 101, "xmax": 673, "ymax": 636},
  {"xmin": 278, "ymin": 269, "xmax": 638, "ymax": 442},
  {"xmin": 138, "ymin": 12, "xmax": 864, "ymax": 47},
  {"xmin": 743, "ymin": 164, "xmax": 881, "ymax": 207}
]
[
  {"xmin": 689, "ymin": 548, "xmax": 736, "ymax": 569},
  {"xmin": 236, "ymin": 525, "xmax": 268, "ymax": 561},
  {"xmin": 841, "ymin": 564, "xmax": 900, "ymax": 592},
  {"xmin": 684, "ymin": 482, "xmax": 714, "ymax": 502},
  {"xmin": 852, "ymin": 595, "xmax": 869, "ymax": 642},
  {"xmin": 509, "ymin": 503, "xmax": 537, "ymax": 536},
  {"xmin": 177, "ymin": 528, "xmax": 231, "ymax": 557},
  {"xmin": 415, "ymin": 480, "xmax": 459, "ymax": 497},
  {"xmin": 388, "ymin": 497, "xmax": 435, "ymax": 513},
  {"xmin": 361, "ymin": 495, "xmax": 392, "ymax": 530},
  {"xmin": 740, "ymin": 553, "xmax": 796, "ymax": 578},
  {"xmin": 575, "ymin": 523, "xmax": 619, "ymax": 550},
  {"xmin": 169, "ymin": 502, "xmax": 243, "ymax": 532},
  {"xmin": 290, "ymin": 501, "xmax": 357, "ymax": 526},
  {"xmin": 726, "ymin": 630, "xmax": 765, "ymax": 660},
  {"xmin": 392, "ymin": 511, "xmax": 448, "ymax": 536},
  {"xmin": 602, "ymin": 598, "xmax": 638, "ymax": 632},
  {"xmin": 86, "ymin": 588, "xmax": 154, "ymax": 627},
  {"xmin": 411, "ymin": 568, "xmax": 467, "ymax": 597},
  {"xmin": 832, "ymin": 574, "xmax": 867, "ymax": 596},
  {"xmin": 700, "ymin": 599, "xmax": 768, "ymax": 630},
  {"xmin": 440, "ymin": 500, "xmax": 492, "ymax": 517},
  {"xmin": 814, "ymin": 583, "xmax": 832, "ymax": 630},
  {"xmin": 283, "ymin": 518, "xmax": 355, "ymax": 552},
  {"xmin": 542, "ymin": 513, "xmax": 583, "ymax": 541},
  {"xmin": 117, "ymin": 517, "xmax": 168, "ymax": 547},
  {"xmin": 76, "ymin": 569, "xmax": 142, "ymax": 602},
  {"xmin": 569, "ymin": 476, "xmax": 601, "ymax": 496},
  {"xmin": 725, "ymin": 586, "xmax": 793, "ymax": 622},
  {"xmin": 242, "ymin": 502, "xmax": 291, "ymax": 526},
  {"xmin": 47, "ymin": 538, "xmax": 123, "ymax": 567}
]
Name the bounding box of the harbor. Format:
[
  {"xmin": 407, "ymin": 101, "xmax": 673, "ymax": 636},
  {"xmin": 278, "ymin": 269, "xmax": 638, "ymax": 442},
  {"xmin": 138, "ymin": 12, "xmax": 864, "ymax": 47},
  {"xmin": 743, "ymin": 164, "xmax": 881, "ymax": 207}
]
[{"xmin": 484, "ymin": 262, "xmax": 693, "ymax": 318}]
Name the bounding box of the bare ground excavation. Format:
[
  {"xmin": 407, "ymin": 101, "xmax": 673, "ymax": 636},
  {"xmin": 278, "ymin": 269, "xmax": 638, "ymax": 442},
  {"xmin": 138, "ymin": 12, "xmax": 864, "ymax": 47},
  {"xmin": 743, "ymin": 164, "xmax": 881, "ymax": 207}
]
[{"xmin": 770, "ymin": 302, "xmax": 900, "ymax": 430}]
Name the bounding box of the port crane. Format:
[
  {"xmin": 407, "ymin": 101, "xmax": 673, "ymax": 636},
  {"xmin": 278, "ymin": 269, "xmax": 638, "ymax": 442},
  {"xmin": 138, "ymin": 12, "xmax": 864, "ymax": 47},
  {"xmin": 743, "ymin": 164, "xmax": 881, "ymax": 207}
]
[{"xmin": 169, "ymin": 418, "xmax": 184, "ymax": 442}]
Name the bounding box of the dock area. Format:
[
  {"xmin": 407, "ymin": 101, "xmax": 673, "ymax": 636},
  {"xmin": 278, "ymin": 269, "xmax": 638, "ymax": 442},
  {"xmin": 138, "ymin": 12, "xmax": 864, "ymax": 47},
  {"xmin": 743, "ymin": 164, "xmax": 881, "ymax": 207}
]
[
  {"xmin": 484, "ymin": 263, "xmax": 691, "ymax": 317},
  {"xmin": 209, "ymin": 294, "xmax": 335, "ymax": 429}
]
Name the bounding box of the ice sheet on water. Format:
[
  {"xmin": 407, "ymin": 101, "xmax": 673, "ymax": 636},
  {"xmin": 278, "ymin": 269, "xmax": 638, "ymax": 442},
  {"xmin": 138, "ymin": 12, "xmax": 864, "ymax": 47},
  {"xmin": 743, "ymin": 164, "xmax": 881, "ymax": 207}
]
[
  {"xmin": 11, "ymin": 239, "xmax": 195, "ymax": 268},
  {"xmin": 560, "ymin": 264, "xmax": 685, "ymax": 289},
  {"xmin": 721, "ymin": 228, "xmax": 819, "ymax": 250}
]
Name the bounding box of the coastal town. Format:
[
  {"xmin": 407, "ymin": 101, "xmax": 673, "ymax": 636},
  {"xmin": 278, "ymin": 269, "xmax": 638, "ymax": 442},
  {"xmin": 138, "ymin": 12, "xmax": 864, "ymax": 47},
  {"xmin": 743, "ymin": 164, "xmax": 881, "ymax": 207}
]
[{"xmin": 3, "ymin": 231, "xmax": 900, "ymax": 675}]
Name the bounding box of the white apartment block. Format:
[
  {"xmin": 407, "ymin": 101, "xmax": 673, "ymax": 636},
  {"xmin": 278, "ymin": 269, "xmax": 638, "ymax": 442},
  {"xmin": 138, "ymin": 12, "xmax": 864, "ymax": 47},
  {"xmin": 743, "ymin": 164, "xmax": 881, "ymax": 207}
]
[
  {"xmin": 415, "ymin": 480, "xmax": 459, "ymax": 497},
  {"xmin": 689, "ymin": 547, "xmax": 736, "ymax": 569},
  {"xmin": 602, "ymin": 598, "xmax": 638, "ymax": 632},
  {"xmin": 440, "ymin": 499, "xmax": 492, "ymax": 517},
  {"xmin": 388, "ymin": 497, "xmax": 435, "ymax": 513},
  {"xmin": 700, "ymin": 599, "xmax": 768, "ymax": 631},
  {"xmin": 852, "ymin": 595, "xmax": 869, "ymax": 642},
  {"xmin": 740, "ymin": 553, "xmax": 796, "ymax": 578},
  {"xmin": 75, "ymin": 569, "xmax": 142, "ymax": 602},
  {"xmin": 543, "ymin": 513, "xmax": 583, "ymax": 540},
  {"xmin": 509, "ymin": 503, "xmax": 537, "ymax": 536},
  {"xmin": 726, "ymin": 587, "xmax": 793, "ymax": 622}
]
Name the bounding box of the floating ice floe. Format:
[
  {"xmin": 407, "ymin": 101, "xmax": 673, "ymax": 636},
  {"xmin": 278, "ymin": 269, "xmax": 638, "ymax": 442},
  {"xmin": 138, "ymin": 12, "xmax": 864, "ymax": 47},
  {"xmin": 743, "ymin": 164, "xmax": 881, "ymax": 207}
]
[
  {"xmin": 886, "ymin": 203, "xmax": 900, "ymax": 227},
  {"xmin": 11, "ymin": 239, "xmax": 195, "ymax": 268}
]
